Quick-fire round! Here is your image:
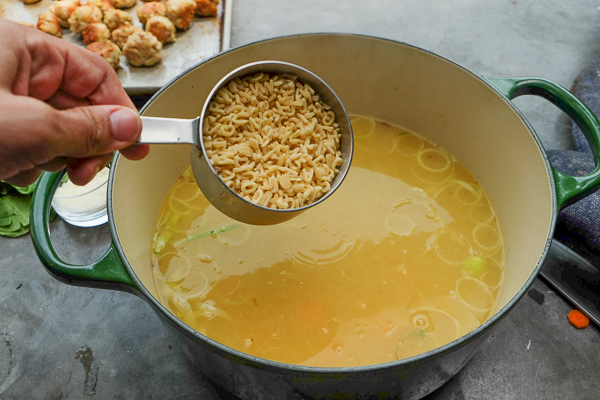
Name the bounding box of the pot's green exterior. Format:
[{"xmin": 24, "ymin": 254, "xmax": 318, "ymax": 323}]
[
  {"xmin": 29, "ymin": 170, "xmax": 139, "ymax": 295},
  {"xmin": 483, "ymin": 76, "xmax": 600, "ymax": 208}
]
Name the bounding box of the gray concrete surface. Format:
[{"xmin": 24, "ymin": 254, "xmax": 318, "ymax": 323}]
[
  {"xmin": 2, "ymin": 0, "xmax": 600, "ymax": 399},
  {"xmin": 231, "ymin": 0, "xmax": 600, "ymax": 151}
]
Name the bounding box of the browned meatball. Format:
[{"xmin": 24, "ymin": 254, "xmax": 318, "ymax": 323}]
[
  {"xmin": 164, "ymin": 0, "xmax": 196, "ymax": 30},
  {"xmin": 137, "ymin": 2, "xmax": 166, "ymax": 26},
  {"xmin": 22, "ymin": 0, "xmax": 42, "ymax": 4},
  {"xmin": 111, "ymin": 0, "xmax": 136, "ymax": 9},
  {"xmin": 194, "ymin": 0, "xmax": 219, "ymax": 17},
  {"xmin": 87, "ymin": 0, "xmax": 115, "ymax": 13},
  {"xmin": 68, "ymin": 5, "xmax": 103, "ymax": 34},
  {"xmin": 123, "ymin": 31, "xmax": 162, "ymax": 67},
  {"xmin": 146, "ymin": 16, "xmax": 175, "ymax": 44},
  {"xmin": 37, "ymin": 11, "xmax": 62, "ymax": 38},
  {"xmin": 49, "ymin": 0, "xmax": 79, "ymax": 28},
  {"xmin": 87, "ymin": 40, "xmax": 121, "ymax": 69},
  {"xmin": 103, "ymin": 8, "xmax": 133, "ymax": 31},
  {"xmin": 111, "ymin": 24, "xmax": 143, "ymax": 49},
  {"xmin": 82, "ymin": 23, "xmax": 111, "ymax": 45}
]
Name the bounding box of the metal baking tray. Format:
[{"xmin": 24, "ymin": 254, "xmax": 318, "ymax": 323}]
[
  {"xmin": 540, "ymin": 240, "xmax": 600, "ymax": 327},
  {"xmin": 1, "ymin": 0, "xmax": 232, "ymax": 95}
]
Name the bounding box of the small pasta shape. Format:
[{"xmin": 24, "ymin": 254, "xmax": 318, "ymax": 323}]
[{"xmin": 203, "ymin": 73, "xmax": 343, "ymax": 209}]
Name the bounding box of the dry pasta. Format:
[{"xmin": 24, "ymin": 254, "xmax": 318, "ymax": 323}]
[{"xmin": 202, "ymin": 72, "xmax": 343, "ymax": 209}]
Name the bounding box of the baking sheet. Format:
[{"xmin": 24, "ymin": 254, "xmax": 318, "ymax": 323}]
[{"xmin": 0, "ymin": 0, "xmax": 232, "ymax": 94}]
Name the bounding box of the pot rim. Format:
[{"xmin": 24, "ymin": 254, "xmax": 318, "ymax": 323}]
[{"xmin": 108, "ymin": 32, "xmax": 557, "ymax": 374}]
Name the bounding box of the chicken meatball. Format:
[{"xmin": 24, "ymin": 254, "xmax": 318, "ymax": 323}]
[
  {"xmin": 194, "ymin": 0, "xmax": 219, "ymax": 17},
  {"xmin": 87, "ymin": 0, "xmax": 115, "ymax": 13},
  {"xmin": 87, "ymin": 40, "xmax": 121, "ymax": 70},
  {"xmin": 111, "ymin": 24, "xmax": 143, "ymax": 49},
  {"xmin": 86, "ymin": 0, "xmax": 113, "ymax": 12},
  {"xmin": 146, "ymin": 16, "xmax": 175, "ymax": 44},
  {"xmin": 111, "ymin": 0, "xmax": 136, "ymax": 10},
  {"xmin": 137, "ymin": 2, "xmax": 166, "ymax": 26},
  {"xmin": 123, "ymin": 31, "xmax": 162, "ymax": 67},
  {"xmin": 37, "ymin": 11, "xmax": 62, "ymax": 38},
  {"xmin": 164, "ymin": 0, "xmax": 196, "ymax": 30},
  {"xmin": 49, "ymin": 0, "xmax": 79, "ymax": 28},
  {"xmin": 82, "ymin": 23, "xmax": 111, "ymax": 45},
  {"xmin": 68, "ymin": 5, "xmax": 103, "ymax": 34},
  {"xmin": 103, "ymin": 8, "xmax": 133, "ymax": 31}
]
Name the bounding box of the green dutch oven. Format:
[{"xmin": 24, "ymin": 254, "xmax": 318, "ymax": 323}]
[{"xmin": 30, "ymin": 34, "xmax": 600, "ymax": 399}]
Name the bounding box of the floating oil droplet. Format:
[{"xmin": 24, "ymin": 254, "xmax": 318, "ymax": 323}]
[{"xmin": 411, "ymin": 313, "xmax": 434, "ymax": 333}]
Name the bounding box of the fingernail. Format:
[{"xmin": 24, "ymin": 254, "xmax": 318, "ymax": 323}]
[{"xmin": 110, "ymin": 108, "xmax": 141, "ymax": 142}]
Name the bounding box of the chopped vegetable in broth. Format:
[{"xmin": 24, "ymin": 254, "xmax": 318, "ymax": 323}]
[{"xmin": 151, "ymin": 116, "xmax": 505, "ymax": 367}]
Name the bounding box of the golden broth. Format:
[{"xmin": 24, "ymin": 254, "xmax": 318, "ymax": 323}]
[{"xmin": 150, "ymin": 116, "xmax": 505, "ymax": 367}]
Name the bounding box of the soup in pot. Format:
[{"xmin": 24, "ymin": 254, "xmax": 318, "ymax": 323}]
[{"xmin": 150, "ymin": 116, "xmax": 505, "ymax": 367}]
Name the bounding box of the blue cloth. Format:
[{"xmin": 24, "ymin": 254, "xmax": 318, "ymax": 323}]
[
  {"xmin": 569, "ymin": 57, "xmax": 600, "ymax": 155},
  {"xmin": 547, "ymin": 58, "xmax": 600, "ymax": 263},
  {"xmin": 548, "ymin": 149, "xmax": 600, "ymax": 264}
]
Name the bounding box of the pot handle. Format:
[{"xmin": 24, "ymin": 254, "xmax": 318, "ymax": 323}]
[
  {"xmin": 30, "ymin": 170, "xmax": 139, "ymax": 294},
  {"xmin": 483, "ymin": 76, "xmax": 600, "ymax": 208}
]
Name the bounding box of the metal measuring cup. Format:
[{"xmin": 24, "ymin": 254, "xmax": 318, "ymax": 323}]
[{"xmin": 137, "ymin": 61, "xmax": 354, "ymax": 225}]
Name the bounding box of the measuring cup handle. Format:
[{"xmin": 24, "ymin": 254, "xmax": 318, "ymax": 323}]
[
  {"xmin": 483, "ymin": 76, "xmax": 600, "ymax": 209},
  {"xmin": 138, "ymin": 116, "xmax": 201, "ymax": 147}
]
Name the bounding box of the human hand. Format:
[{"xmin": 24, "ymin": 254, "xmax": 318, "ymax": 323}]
[{"xmin": 0, "ymin": 20, "xmax": 150, "ymax": 187}]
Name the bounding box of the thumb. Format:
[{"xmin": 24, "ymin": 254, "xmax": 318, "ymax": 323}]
[{"xmin": 52, "ymin": 105, "xmax": 142, "ymax": 158}]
